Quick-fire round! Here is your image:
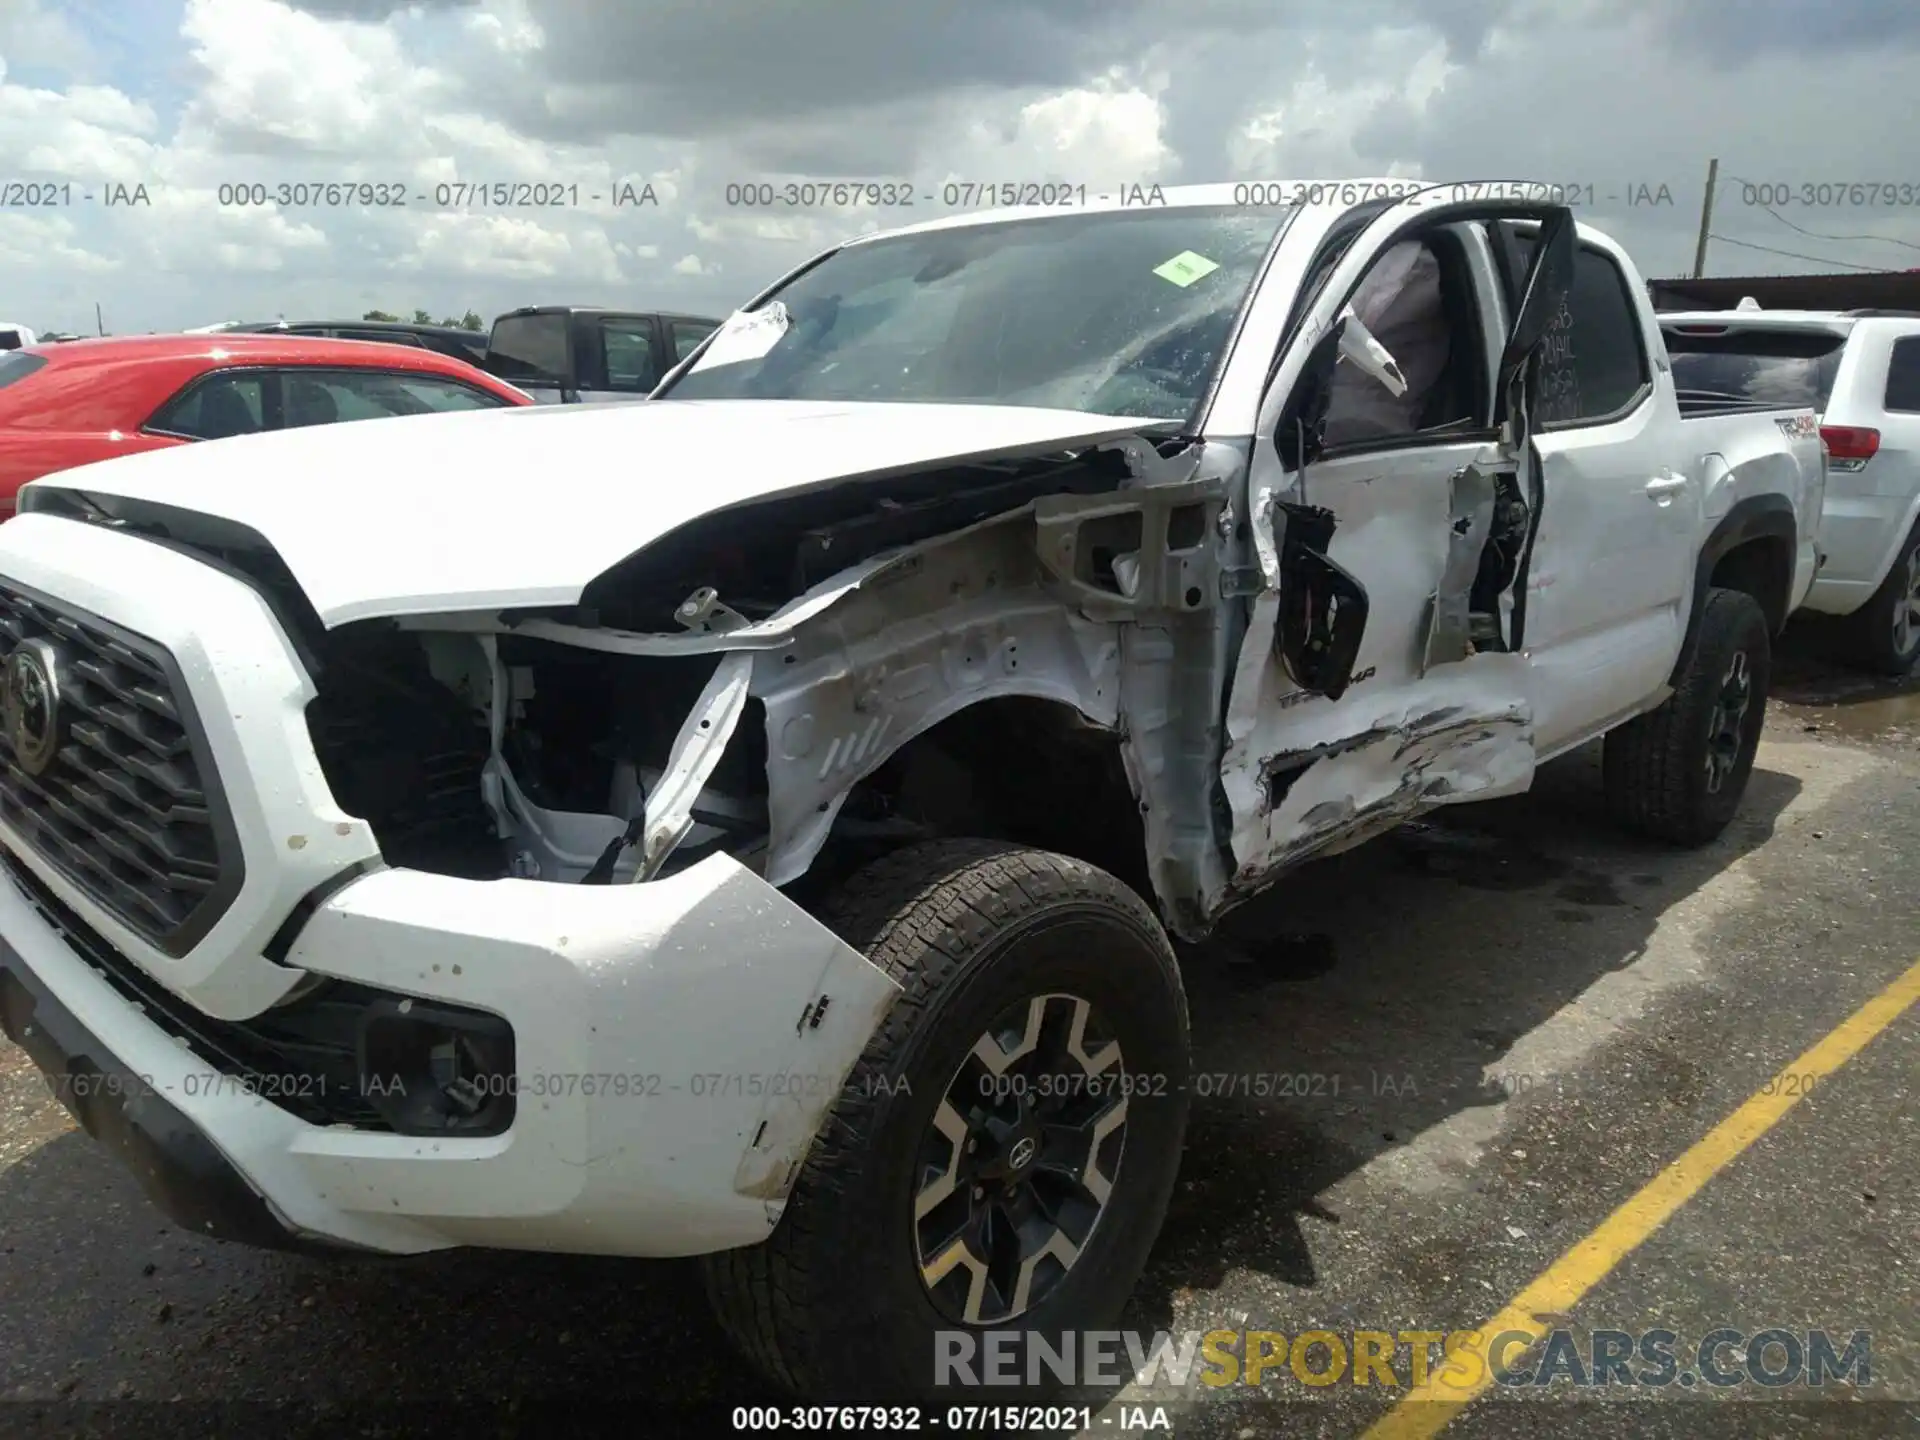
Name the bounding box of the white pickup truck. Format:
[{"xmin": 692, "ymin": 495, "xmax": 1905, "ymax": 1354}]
[{"xmin": 0, "ymin": 182, "xmax": 1822, "ymax": 1403}]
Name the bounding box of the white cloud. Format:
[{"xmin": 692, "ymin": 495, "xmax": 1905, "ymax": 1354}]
[
  {"xmin": 411, "ymin": 213, "xmax": 612, "ymax": 280},
  {"xmin": 464, "ymin": 0, "xmax": 545, "ymax": 56},
  {"xmin": 0, "ymin": 210, "xmax": 118, "ymax": 273},
  {"xmin": 0, "ymin": 78, "xmax": 159, "ymax": 178},
  {"xmin": 177, "ymin": 0, "xmax": 450, "ymax": 156},
  {"xmin": 0, "ymin": 1, "xmax": 95, "ymax": 75},
  {"xmin": 1230, "ymin": 31, "xmax": 1454, "ymax": 180},
  {"xmin": 997, "ymin": 75, "xmax": 1170, "ymax": 180},
  {"xmin": 4, "ymin": 0, "xmax": 1919, "ymax": 336}
]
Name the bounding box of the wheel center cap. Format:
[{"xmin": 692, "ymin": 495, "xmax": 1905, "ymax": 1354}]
[{"xmin": 1006, "ymin": 1135, "xmax": 1037, "ymax": 1172}]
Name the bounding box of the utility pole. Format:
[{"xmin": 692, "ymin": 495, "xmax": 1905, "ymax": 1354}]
[
  {"xmin": 1692, "ymin": 158, "xmax": 1719, "ymax": 279},
  {"xmin": 95, "ymin": 302, "xmax": 105, "ymax": 336}
]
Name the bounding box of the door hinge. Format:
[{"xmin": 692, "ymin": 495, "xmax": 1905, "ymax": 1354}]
[{"xmin": 1220, "ymin": 565, "xmax": 1266, "ymax": 598}]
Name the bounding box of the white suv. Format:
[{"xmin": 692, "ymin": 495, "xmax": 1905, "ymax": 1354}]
[{"xmin": 1663, "ymin": 309, "xmax": 1920, "ymax": 672}]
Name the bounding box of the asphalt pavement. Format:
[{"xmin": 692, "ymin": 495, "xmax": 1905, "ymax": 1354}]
[{"xmin": 1, "ymin": 635, "xmax": 1916, "ymax": 1439}]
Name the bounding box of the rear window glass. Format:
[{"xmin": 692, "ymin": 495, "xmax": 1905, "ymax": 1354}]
[
  {"xmin": 601, "ymin": 318, "xmax": 659, "ymax": 391},
  {"xmin": 486, "ymin": 314, "xmax": 569, "ymax": 384},
  {"xmin": 1885, "ymin": 336, "xmax": 1920, "ymax": 413},
  {"xmin": 149, "ymin": 372, "xmax": 269, "ymax": 439},
  {"xmin": 672, "ymin": 320, "xmax": 718, "ymax": 361},
  {"xmin": 0, "ymin": 352, "xmax": 48, "ymax": 388},
  {"xmin": 1663, "ymin": 327, "xmax": 1846, "ymax": 409},
  {"xmin": 284, "ymin": 371, "xmax": 508, "ymax": 424}
]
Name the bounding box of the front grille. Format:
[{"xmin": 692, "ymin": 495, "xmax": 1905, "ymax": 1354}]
[
  {"xmin": 3, "ymin": 852, "xmax": 389, "ymax": 1129},
  {"xmin": 0, "ymin": 579, "xmax": 242, "ymax": 955}
]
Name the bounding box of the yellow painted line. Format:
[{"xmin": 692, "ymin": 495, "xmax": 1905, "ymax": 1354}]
[{"xmin": 1364, "ymin": 953, "xmax": 1920, "ymax": 1440}]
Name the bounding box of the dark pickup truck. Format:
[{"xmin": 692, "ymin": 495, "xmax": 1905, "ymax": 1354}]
[
  {"xmin": 208, "ymin": 319, "xmax": 490, "ymax": 366},
  {"xmin": 483, "ymin": 305, "xmax": 721, "ymax": 403}
]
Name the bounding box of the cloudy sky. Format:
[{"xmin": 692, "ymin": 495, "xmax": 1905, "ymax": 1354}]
[{"xmin": 4, "ymin": 0, "xmax": 1918, "ymax": 336}]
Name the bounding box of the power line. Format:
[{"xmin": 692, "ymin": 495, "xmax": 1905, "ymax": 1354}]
[
  {"xmin": 1720, "ymin": 174, "xmax": 1920, "ymax": 256},
  {"xmin": 1705, "ymin": 233, "xmax": 1896, "ymax": 272}
]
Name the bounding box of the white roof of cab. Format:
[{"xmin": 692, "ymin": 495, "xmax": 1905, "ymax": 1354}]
[{"xmin": 846, "ymin": 178, "xmax": 1437, "ymax": 244}]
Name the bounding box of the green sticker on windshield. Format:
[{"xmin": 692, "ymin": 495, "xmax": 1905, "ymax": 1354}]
[{"xmin": 1153, "ymin": 250, "xmax": 1219, "ymax": 287}]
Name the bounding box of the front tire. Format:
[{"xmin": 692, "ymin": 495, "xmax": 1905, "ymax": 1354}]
[
  {"xmin": 704, "ymin": 840, "xmax": 1191, "ymax": 1403},
  {"xmin": 1603, "ymin": 586, "xmax": 1771, "ymax": 846},
  {"xmin": 1844, "ymin": 521, "xmax": 1920, "ymax": 676}
]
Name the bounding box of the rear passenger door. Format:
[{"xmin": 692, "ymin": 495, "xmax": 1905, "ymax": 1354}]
[{"xmin": 1487, "ymin": 221, "xmax": 1697, "ymax": 754}]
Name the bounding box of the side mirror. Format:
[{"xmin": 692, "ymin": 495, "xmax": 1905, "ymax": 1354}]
[
  {"xmin": 1274, "ymin": 317, "xmax": 1346, "ymax": 469},
  {"xmin": 1272, "ymin": 501, "xmax": 1370, "ymax": 700},
  {"xmin": 1495, "ymin": 206, "xmax": 1576, "ymax": 420}
]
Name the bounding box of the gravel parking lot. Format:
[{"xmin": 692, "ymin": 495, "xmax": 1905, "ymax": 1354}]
[{"xmin": 1, "ymin": 638, "xmax": 1915, "ymax": 1439}]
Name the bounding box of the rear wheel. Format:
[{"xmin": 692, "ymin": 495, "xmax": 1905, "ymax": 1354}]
[
  {"xmin": 704, "ymin": 840, "xmax": 1191, "ymax": 1403},
  {"xmin": 1603, "ymin": 586, "xmax": 1771, "ymax": 846},
  {"xmin": 1844, "ymin": 522, "xmax": 1920, "ymax": 675}
]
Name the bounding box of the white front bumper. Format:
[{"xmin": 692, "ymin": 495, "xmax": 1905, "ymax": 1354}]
[{"xmin": 0, "ymin": 513, "xmax": 900, "ymax": 1257}]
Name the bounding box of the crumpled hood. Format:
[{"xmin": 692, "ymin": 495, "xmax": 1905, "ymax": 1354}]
[{"xmin": 27, "ymin": 399, "xmax": 1155, "ymax": 627}]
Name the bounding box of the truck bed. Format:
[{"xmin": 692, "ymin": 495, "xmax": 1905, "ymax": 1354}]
[{"xmin": 1672, "ymin": 394, "xmax": 1825, "ymax": 608}]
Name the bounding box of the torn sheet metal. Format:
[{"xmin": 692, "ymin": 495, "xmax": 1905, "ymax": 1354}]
[
  {"xmin": 1115, "ymin": 611, "xmax": 1238, "ymax": 938},
  {"xmin": 476, "ymin": 633, "xmax": 516, "ymax": 850},
  {"xmin": 1031, "ymin": 475, "xmax": 1227, "ymax": 619},
  {"xmin": 729, "ymin": 905, "xmax": 904, "ymax": 1204},
  {"xmin": 1222, "ymin": 652, "xmax": 1534, "ymax": 884},
  {"xmin": 638, "ymin": 652, "xmax": 755, "ymax": 879},
  {"xmin": 1217, "ymin": 473, "xmax": 1289, "ymax": 781},
  {"xmin": 1221, "ymin": 430, "xmax": 1538, "ymax": 893},
  {"xmin": 1423, "ymin": 463, "xmax": 1498, "ymax": 670},
  {"xmin": 493, "ymin": 551, "xmax": 906, "ymax": 657},
  {"xmin": 1249, "ymin": 697, "xmax": 1534, "ymax": 874},
  {"xmin": 755, "ymin": 594, "xmax": 1124, "ymax": 888},
  {"xmin": 452, "ymin": 450, "xmax": 1170, "ymax": 660},
  {"xmin": 473, "ymin": 438, "xmax": 1244, "ymax": 937},
  {"xmin": 1237, "ymin": 674, "xmax": 1535, "ymax": 882}
]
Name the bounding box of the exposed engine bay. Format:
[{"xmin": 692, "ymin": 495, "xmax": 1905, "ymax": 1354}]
[
  {"xmin": 309, "ymin": 631, "xmax": 779, "ymax": 887},
  {"xmin": 22, "ymin": 412, "xmax": 1552, "ymax": 941},
  {"xmin": 279, "ymin": 431, "xmax": 1245, "ymax": 926},
  {"xmin": 20, "ymin": 392, "xmax": 1571, "ymax": 956}
]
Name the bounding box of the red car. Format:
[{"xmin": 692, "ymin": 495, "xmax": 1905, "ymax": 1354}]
[{"xmin": 0, "ymin": 333, "xmax": 533, "ymax": 516}]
